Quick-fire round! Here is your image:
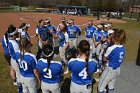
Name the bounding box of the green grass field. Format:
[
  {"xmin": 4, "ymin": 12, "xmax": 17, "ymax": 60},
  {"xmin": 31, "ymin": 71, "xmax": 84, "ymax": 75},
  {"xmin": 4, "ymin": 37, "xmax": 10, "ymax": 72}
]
[{"xmin": 0, "ymin": 16, "xmax": 140, "ymax": 93}]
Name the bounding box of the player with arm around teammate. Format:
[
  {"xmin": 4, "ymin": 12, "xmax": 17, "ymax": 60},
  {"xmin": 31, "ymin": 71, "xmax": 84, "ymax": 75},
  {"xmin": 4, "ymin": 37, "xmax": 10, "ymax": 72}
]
[
  {"xmin": 85, "ymin": 19, "xmax": 97, "ymax": 58},
  {"xmin": 8, "ymin": 25, "xmax": 23, "ymax": 93},
  {"xmin": 14, "ymin": 37, "xmax": 40, "ymax": 93},
  {"xmin": 67, "ymin": 40, "xmax": 97, "ymax": 93},
  {"xmin": 36, "ymin": 44, "xmax": 63, "ymax": 93},
  {"xmin": 1, "ymin": 25, "xmax": 16, "ymax": 85},
  {"xmin": 98, "ymin": 29, "xmax": 126, "ymax": 93}
]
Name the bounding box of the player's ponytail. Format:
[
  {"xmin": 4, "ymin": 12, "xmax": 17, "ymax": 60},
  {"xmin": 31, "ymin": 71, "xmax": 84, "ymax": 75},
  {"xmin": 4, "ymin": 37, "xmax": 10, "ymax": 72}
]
[
  {"xmin": 19, "ymin": 37, "xmax": 31, "ymax": 61},
  {"xmin": 42, "ymin": 44, "xmax": 54, "ymax": 73},
  {"xmin": 78, "ymin": 40, "xmax": 90, "ymax": 75}
]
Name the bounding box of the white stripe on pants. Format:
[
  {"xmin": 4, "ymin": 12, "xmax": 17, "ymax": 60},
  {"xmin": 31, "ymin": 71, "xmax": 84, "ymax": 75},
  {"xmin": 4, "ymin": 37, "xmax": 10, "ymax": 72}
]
[
  {"xmin": 20, "ymin": 75, "xmax": 37, "ymax": 93},
  {"xmin": 41, "ymin": 81, "xmax": 60, "ymax": 93},
  {"xmin": 70, "ymin": 81, "xmax": 92, "ymax": 93},
  {"xmin": 98, "ymin": 66, "xmax": 120, "ymax": 92}
]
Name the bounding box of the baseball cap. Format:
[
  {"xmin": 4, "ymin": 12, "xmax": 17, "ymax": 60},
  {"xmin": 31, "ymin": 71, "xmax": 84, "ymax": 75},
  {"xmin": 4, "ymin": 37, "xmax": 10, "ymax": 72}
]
[
  {"xmin": 68, "ymin": 19, "xmax": 74, "ymax": 23},
  {"xmin": 104, "ymin": 25, "xmax": 108, "ymax": 28},
  {"xmin": 107, "ymin": 24, "xmax": 112, "ymax": 27},
  {"xmin": 61, "ymin": 17, "xmax": 66, "ymax": 22},
  {"xmin": 97, "ymin": 25, "xmax": 103, "ymax": 28},
  {"xmin": 108, "ymin": 30, "xmax": 114, "ymax": 34},
  {"xmin": 46, "ymin": 18, "xmax": 50, "ymax": 23}
]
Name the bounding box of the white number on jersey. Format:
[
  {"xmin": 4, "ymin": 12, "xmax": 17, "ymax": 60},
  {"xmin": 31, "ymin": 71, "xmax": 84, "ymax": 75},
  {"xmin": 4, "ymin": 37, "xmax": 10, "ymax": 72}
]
[
  {"xmin": 43, "ymin": 68, "xmax": 52, "ymax": 79},
  {"xmin": 79, "ymin": 68, "xmax": 88, "ymax": 79},
  {"xmin": 119, "ymin": 52, "xmax": 124, "ymax": 63},
  {"xmin": 19, "ymin": 60, "xmax": 28, "ymax": 71}
]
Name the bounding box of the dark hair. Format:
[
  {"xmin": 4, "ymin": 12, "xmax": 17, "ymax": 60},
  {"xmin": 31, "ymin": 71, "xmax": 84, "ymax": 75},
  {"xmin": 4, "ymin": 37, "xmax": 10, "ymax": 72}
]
[
  {"xmin": 112, "ymin": 29, "xmax": 126, "ymax": 44},
  {"xmin": 8, "ymin": 25, "xmax": 16, "ymax": 34},
  {"xmin": 19, "ymin": 23, "xmax": 26, "ymax": 29},
  {"xmin": 39, "ymin": 19, "xmax": 44, "ymax": 23},
  {"xmin": 5, "ymin": 24, "xmax": 14, "ymax": 48},
  {"xmin": 42, "ymin": 44, "xmax": 54, "ymax": 73},
  {"xmin": 19, "ymin": 37, "xmax": 31, "ymax": 61},
  {"xmin": 78, "ymin": 40, "xmax": 90, "ymax": 75}
]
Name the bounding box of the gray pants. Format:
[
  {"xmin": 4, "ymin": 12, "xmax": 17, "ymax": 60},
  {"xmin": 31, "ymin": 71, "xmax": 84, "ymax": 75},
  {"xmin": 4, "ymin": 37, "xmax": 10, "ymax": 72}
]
[
  {"xmin": 11, "ymin": 58, "xmax": 20, "ymax": 83},
  {"xmin": 69, "ymin": 38, "xmax": 77, "ymax": 48},
  {"xmin": 20, "ymin": 75, "xmax": 37, "ymax": 93},
  {"xmin": 70, "ymin": 81, "xmax": 92, "ymax": 93},
  {"xmin": 86, "ymin": 38, "xmax": 96, "ymax": 58},
  {"xmin": 41, "ymin": 81, "xmax": 60, "ymax": 93},
  {"xmin": 98, "ymin": 66, "xmax": 120, "ymax": 93},
  {"xmin": 59, "ymin": 46, "xmax": 67, "ymax": 64}
]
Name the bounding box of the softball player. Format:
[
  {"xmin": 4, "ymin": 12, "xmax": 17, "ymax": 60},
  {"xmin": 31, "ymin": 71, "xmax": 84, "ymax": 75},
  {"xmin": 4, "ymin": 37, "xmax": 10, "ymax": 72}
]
[
  {"xmin": 36, "ymin": 44, "xmax": 63, "ymax": 93},
  {"xmin": 19, "ymin": 23, "xmax": 30, "ymax": 40},
  {"xmin": 1, "ymin": 25, "xmax": 16, "ymax": 85},
  {"xmin": 8, "ymin": 25, "xmax": 22, "ymax": 93},
  {"xmin": 67, "ymin": 19, "xmax": 81, "ymax": 48},
  {"xmin": 98, "ymin": 25, "xmax": 109, "ymax": 67},
  {"xmin": 93, "ymin": 25, "xmax": 103, "ymax": 57},
  {"xmin": 98, "ymin": 29, "xmax": 126, "ymax": 93},
  {"xmin": 57, "ymin": 23, "xmax": 69, "ymax": 64},
  {"xmin": 67, "ymin": 40, "xmax": 97, "ymax": 93},
  {"xmin": 14, "ymin": 37, "xmax": 39, "ymax": 93},
  {"xmin": 45, "ymin": 18, "xmax": 57, "ymax": 46},
  {"xmin": 36, "ymin": 19, "xmax": 51, "ymax": 60},
  {"xmin": 57, "ymin": 17, "xmax": 67, "ymax": 32},
  {"xmin": 85, "ymin": 19, "xmax": 97, "ymax": 58}
]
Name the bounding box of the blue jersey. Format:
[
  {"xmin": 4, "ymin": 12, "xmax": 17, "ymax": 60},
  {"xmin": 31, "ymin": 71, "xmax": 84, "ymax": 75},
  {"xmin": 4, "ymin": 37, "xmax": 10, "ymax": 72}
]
[
  {"xmin": 57, "ymin": 32, "xmax": 69, "ymax": 47},
  {"xmin": 104, "ymin": 45, "xmax": 125, "ymax": 69},
  {"xmin": 68, "ymin": 58, "xmax": 97, "ymax": 85},
  {"xmin": 15, "ymin": 51, "xmax": 37, "ymax": 78},
  {"xmin": 37, "ymin": 26, "xmax": 50, "ymax": 41},
  {"xmin": 2, "ymin": 35, "xmax": 10, "ymax": 56},
  {"xmin": 85, "ymin": 26, "xmax": 96, "ymax": 38},
  {"xmin": 8, "ymin": 39, "xmax": 19, "ymax": 59},
  {"xmin": 46, "ymin": 25, "xmax": 56, "ymax": 35},
  {"xmin": 36, "ymin": 58, "xmax": 63, "ymax": 83},
  {"xmin": 67, "ymin": 25, "xmax": 81, "ymax": 38},
  {"xmin": 94, "ymin": 30, "xmax": 103, "ymax": 42},
  {"xmin": 103, "ymin": 31, "xmax": 109, "ymax": 38}
]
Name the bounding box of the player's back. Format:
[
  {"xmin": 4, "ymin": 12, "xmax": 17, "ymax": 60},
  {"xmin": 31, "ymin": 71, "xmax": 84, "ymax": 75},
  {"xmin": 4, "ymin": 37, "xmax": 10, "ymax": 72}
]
[
  {"xmin": 36, "ymin": 58, "xmax": 62, "ymax": 83},
  {"xmin": 15, "ymin": 51, "xmax": 37, "ymax": 78},
  {"xmin": 105, "ymin": 45, "xmax": 125, "ymax": 69},
  {"xmin": 68, "ymin": 58, "xmax": 97, "ymax": 85}
]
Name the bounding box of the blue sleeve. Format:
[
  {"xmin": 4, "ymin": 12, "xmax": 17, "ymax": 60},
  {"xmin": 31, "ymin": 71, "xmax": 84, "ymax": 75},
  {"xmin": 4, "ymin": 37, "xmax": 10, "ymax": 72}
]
[
  {"xmin": 94, "ymin": 62, "xmax": 97, "ymax": 72},
  {"xmin": 31, "ymin": 58, "xmax": 37, "ymax": 69},
  {"xmin": 68, "ymin": 62, "xmax": 72, "ymax": 71},
  {"xmin": 77, "ymin": 26, "xmax": 81, "ymax": 32},
  {"xmin": 53, "ymin": 26, "xmax": 57, "ymax": 34}
]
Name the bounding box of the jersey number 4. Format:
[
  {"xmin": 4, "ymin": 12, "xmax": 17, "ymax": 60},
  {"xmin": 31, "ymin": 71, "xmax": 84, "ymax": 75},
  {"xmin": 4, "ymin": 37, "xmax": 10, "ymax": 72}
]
[
  {"xmin": 43, "ymin": 68, "xmax": 52, "ymax": 79},
  {"xmin": 79, "ymin": 68, "xmax": 88, "ymax": 79}
]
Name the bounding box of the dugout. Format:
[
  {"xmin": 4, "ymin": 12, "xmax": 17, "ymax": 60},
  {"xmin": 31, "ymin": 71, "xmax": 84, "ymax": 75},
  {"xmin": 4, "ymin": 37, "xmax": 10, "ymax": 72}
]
[{"xmin": 56, "ymin": 5, "xmax": 88, "ymax": 15}]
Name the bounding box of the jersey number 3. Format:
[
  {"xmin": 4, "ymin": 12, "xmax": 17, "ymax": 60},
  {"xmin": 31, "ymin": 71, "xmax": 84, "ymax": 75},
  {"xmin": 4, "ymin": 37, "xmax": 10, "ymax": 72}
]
[
  {"xmin": 43, "ymin": 68, "xmax": 52, "ymax": 79},
  {"xmin": 79, "ymin": 68, "xmax": 88, "ymax": 79}
]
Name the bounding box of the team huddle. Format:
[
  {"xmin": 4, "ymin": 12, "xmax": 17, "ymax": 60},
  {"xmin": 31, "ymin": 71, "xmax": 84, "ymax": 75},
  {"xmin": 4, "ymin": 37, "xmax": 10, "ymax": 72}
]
[{"xmin": 2, "ymin": 17, "xmax": 126, "ymax": 93}]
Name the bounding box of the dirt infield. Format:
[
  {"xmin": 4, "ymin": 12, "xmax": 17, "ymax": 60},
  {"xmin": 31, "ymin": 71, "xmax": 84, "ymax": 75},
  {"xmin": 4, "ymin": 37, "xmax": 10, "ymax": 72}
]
[{"xmin": 0, "ymin": 12, "xmax": 126, "ymax": 51}]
